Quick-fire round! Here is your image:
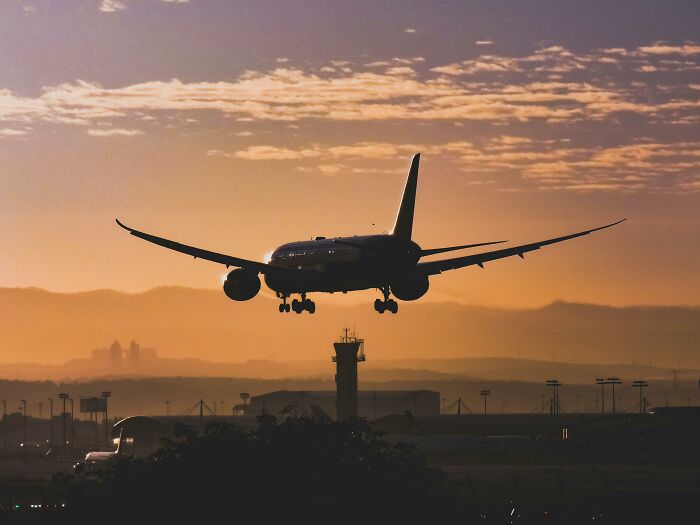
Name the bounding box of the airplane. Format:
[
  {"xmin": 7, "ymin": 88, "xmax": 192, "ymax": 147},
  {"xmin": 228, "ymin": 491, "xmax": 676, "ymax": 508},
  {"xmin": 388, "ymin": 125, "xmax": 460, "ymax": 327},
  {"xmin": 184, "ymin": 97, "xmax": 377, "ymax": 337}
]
[
  {"xmin": 74, "ymin": 428, "xmax": 124, "ymax": 474},
  {"xmin": 116, "ymin": 153, "xmax": 624, "ymax": 315}
]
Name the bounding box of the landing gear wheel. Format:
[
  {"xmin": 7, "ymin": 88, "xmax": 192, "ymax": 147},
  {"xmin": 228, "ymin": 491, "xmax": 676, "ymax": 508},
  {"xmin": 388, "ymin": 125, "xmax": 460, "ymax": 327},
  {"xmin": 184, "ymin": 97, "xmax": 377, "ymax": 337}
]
[
  {"xmin": 386, "ymin": 299, "xmax": 398, "ymax": 314},
  {"xmin": 291, "ymin": 298, "xmax": 302, "ymax": 314},
  {"xmin": 284, "ymin": 303, "xmax": 290, "ymax": 312},
  {"xmin": 278, "ymin": 304, "xmax": 285, "ymax": 313},
  {"xmin": 304, "ymin": 299, "xmax": 316, "ymax": 314},
  {"xmin": 374, "ymin": 298, "xmax": 386, "ymax": 314}
]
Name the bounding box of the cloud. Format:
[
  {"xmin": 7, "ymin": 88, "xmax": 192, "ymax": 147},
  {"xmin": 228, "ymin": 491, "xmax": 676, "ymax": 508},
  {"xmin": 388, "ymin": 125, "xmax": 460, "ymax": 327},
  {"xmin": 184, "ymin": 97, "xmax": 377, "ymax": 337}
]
[
  {"xmin": 636, "ymin": 43, "xmax": 700, "ymax": 56},
  {"xmin": 0, "ymin": 42, "xmax": 697, "ymax": 150},
  {"xmin": 99, "ymin": 0, "xmax": 126, "ymax": 13},
  {"xmin": 233, "ymin": 145, "xmax": 323, "ymax": 160},
  {"xmin": 224, "ymin": 138, "xmax": 700, "ymax": 193},
  {"xmin": 87, "ymin": 128, "xmax": 143, "ymax": 136},
  {"xmin": 0, "ymin": 128, "xmax": 27, "ymax": 136}
]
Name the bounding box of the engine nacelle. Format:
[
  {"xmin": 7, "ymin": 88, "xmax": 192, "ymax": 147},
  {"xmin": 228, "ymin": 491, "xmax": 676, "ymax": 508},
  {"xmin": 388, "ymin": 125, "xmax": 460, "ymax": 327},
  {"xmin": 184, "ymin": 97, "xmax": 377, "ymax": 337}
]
[
  {"xmin": 390, "ymin": 273, "xmax": 429, "ymax": 301},
  {"xmin": 223, "ymin": 269, "xmax": 261, "ymax": 301}
]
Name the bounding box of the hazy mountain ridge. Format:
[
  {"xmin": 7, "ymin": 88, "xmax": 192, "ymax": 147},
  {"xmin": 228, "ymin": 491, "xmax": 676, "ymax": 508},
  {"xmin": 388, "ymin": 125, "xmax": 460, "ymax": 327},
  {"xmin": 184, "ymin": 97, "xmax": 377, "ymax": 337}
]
[{"xmin": 1, "ymin": 287, "xmax": 699, "ymax": 368}]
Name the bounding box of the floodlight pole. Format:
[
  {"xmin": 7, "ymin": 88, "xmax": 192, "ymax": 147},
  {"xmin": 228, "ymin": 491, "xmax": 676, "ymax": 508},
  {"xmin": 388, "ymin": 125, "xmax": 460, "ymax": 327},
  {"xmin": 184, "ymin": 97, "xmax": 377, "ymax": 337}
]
[
  {"xmin": 20, "ymin": 400, "xmax": 27, "ymax": 444},
  {"xmin": 2, "ymin": 400, "xmax": 6, "ymax": 449},
  {"xmin": 101, "ymin": 392, "xmax": 112, "ymax": 445},
  {"xmin": 632, "ymin": 380, "xmax": 649, "ymax": 415},
  {"xmin": 69, "ymin": 398, "xmax": 74, "ymax": 447},
  {"xmin": 480, "ymin": 390, "xmax": 490, "ymax": 415},
  {"xmin": 48, "ymin": 398, "xmax": 53, "ymax": 446},
  {"xmin": 59, "ymin": 393, "xmax": 69, "ymax": 449}
]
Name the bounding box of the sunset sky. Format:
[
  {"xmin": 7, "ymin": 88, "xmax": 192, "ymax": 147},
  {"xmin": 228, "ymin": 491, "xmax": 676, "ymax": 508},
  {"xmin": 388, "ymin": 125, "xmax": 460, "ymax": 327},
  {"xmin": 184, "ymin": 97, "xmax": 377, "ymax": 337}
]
[{"xmin": 1, "ymin": 0, "xmax": 699, "ymax": 308}]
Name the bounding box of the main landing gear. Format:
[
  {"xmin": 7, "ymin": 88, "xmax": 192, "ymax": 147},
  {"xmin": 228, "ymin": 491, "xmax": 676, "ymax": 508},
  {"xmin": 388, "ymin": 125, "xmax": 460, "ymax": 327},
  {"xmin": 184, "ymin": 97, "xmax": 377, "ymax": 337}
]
[
  {"xmin": 278, "ymin": 293, "xmax": 315, "ymax": 314},
  {"xmin": 374, "ymin": 287, "xmax": 398, "ymax": 314}
]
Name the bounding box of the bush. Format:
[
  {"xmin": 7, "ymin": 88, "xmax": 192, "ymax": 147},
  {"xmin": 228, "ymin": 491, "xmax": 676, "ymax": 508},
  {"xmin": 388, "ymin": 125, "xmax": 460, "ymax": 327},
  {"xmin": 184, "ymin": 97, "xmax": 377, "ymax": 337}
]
[{"xmin": 59, "ymin": 415, "xmax": 468, "ymax": 521}]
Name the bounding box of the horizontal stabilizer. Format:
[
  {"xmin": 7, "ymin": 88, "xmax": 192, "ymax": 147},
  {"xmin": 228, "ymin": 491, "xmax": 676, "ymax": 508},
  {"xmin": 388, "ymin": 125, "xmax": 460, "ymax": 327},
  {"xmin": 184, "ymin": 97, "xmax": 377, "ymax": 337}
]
[{"xmin": 420, "ymin": 240, "xmax": 507, "ymax": 257}]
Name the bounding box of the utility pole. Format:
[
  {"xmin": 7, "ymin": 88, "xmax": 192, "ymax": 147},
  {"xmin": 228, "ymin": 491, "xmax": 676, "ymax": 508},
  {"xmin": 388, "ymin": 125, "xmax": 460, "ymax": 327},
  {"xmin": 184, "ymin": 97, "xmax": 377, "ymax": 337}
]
[
  {"xmin": 607, "ymin": 378, "xmax": 621, "ymax": 415},
  {"xmin": 101, "ymin": 392, "xmax": 112, "ymax": 445},
  {"xmin": 480, "ymin": 390, "xmax": 490, "ymax": 415},
  {"xmin": 540, "ymin": 393, "xmax": 545, "ymax": 415},
  {"xmin": 2, "ymin": 400, "xmax": 6, "ymax": 449},
  {"xmin": 38, "ymin": 402, "xmax": 43, "ymax": 420},
  {"xmin": 69, "ymin": 398, "xmax": 74, "ymax": 447},
  {"xmin": 632, "ymin": 380, "xmax": 649, "ymax": 414},
  {"xmin": 546, "ymin": 379, "xmax": 561, "ymax": 415},
  {"xmin": 20, "ymin": 400, "xmax": 27, "ymax": 444},
  {"xmin": 596, "ymin": 378, "xmax": 606, "ymax": 415},
  {"xmin": 59, "ymin": 393, "xmax": 69, "ymax": 449},
  {"xmin": 49, "ymin": 398, "xmax": 53, "ymax": 446},
  {"xmin": 165, "ymin": 400, "xmax": 170, "ymax": 416}
]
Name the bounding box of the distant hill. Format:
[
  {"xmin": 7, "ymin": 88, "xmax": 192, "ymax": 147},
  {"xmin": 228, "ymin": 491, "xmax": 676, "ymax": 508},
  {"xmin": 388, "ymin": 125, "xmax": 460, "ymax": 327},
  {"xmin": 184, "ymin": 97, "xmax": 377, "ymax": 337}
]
[{"xmin": 0, "ymin": 287, "xmax": 698, "ymax": 368}]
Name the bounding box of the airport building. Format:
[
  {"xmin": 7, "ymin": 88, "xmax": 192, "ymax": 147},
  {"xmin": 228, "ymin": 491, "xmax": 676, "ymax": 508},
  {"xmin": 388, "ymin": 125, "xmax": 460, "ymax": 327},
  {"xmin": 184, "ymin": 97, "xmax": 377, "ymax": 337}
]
[{"xmin": 248, "ymin": 390, "xmax": 440, "ymax": 419}]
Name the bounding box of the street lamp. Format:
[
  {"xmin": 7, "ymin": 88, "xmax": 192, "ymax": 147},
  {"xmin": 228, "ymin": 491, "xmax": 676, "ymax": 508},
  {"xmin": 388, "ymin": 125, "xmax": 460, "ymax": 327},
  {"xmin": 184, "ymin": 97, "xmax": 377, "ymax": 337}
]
[
  {"xmin": 632, "ymin": 380, "xmax": 649, "ymax": 414},
  {"xmin": 480, "ymin": 390, "xmax": 491, "ymax": 415},
  {"xmin": 20, "ymin": 400, "xmax": 27, "ymax": 444},
  {"xmin": 48, "ymin": 398, "xmax": 53, "ymax": 446},
  {"xmin": 546, "ymin": 379, "xmax": 562, "ymax": 415},
  {"xmin": 2, "ymin": 400, "xmax": 6, "ymax": 449},
  {"xmin": 69, "ymin": 398, "xmax": 74, "ymax": 447},
  {"xmin": 59, "ymin": 393, "xmax": 69, "ymax": 449},
  {"xmin": 101, "ymin": 392, "xmax": 112, "ymax": 445},
  {"xmin": 606, "ymin": 378, "xmax": 622, "ymax": 415}
]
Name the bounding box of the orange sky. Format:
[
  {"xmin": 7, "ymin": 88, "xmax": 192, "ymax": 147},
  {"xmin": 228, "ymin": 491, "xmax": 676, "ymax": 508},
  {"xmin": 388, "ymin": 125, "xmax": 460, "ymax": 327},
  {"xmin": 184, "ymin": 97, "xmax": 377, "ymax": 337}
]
[{"xmin": 1, "ymin": 1, "xmax": 699, "ymax": 308}]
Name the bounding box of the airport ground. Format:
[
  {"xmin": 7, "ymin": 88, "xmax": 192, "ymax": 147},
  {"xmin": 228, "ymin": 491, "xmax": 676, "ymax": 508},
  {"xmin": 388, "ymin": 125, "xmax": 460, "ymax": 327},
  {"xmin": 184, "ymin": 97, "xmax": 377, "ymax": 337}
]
[{"xmin": 1, "ymin": 408, "xmax": 699, "ymax": 522}]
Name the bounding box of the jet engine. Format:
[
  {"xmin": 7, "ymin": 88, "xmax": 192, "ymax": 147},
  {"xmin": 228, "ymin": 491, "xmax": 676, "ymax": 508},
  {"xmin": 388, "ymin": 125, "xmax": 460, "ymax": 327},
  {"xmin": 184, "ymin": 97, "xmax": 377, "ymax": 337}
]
[
  {"xmin": 223, "ymin": 269, "xmax": 261, "ymax": 301},
  {"xmin": 390, "ymin": 273, "xmax": 429, "ymax": 301}
]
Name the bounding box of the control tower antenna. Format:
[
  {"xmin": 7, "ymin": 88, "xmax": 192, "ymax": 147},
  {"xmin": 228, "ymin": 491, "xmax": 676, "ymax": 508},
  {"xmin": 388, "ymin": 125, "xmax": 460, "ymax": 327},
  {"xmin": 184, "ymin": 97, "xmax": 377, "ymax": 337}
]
[{"xmin": 332, "ymin": 327, "xmax": 365, "ymax": 420}]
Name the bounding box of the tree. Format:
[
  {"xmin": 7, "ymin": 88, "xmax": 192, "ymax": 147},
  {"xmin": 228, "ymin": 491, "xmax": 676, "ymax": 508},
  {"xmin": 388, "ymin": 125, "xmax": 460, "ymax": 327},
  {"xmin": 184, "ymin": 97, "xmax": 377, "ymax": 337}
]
[{"xmin": 58, "ymin": 415, "xmax": 468, "ymax": 521}]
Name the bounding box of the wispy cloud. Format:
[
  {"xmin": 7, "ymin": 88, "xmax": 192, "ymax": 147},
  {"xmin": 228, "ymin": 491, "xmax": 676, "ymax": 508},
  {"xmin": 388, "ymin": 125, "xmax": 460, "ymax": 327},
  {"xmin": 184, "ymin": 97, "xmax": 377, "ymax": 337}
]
[
  {"xmin": 0, "ymin": 42, "xmax": 697, "ymax": 130},
  {"xmin": 223, "ymin": 138, "xmax": 700, "ymax": 193},
  {"xmin": 99, "ymin": 0, "xmax": 126, "ymax": 13},
  {"xmin": 87, "ymin": 128, "xmax": 143, "ymax": 136},
  {"xmin": 0, "ymin": 128, "xmax": 27, "ymax": 136}
]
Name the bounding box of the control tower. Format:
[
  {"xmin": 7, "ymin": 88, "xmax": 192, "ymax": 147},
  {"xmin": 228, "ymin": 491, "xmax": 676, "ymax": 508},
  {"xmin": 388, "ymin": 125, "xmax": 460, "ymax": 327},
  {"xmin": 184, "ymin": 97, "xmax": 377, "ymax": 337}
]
[{"xmin": 332, "ymin": 328, "xmax": 365, "ymax": 420}]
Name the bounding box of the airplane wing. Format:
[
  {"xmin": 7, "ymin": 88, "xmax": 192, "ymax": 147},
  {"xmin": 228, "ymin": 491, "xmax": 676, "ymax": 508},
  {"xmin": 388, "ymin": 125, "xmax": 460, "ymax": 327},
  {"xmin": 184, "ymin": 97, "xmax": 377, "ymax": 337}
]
[
  {"xmin": 116, "ymin": 219, "xmax": 291, "ymax": 276},
  {"xmin": 417, "ymin": 219, "xmax": 625, "ymax": 275}
]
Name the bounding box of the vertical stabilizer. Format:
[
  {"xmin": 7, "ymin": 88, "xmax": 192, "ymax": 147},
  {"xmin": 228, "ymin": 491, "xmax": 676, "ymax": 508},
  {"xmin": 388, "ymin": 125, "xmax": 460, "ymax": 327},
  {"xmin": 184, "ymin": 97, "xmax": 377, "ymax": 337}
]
[{"xmin": 391, "ymin": 153, "xmax": 420, "ymax": 240}]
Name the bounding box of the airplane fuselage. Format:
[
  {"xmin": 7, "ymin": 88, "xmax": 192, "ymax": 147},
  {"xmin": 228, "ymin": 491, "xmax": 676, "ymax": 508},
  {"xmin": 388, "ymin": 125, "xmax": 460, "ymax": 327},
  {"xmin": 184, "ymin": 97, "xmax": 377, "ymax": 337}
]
[{"xmin": 264, "ymin": 234, "xmax": 422, "ymax": 294}]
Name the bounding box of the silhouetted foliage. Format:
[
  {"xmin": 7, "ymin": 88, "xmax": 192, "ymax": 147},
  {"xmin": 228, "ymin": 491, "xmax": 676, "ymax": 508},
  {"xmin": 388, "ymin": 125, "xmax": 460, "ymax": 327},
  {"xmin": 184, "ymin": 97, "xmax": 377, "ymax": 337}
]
[{"xmin": 58, "ymin": 415, "xmax": 468, "ymax": 521}]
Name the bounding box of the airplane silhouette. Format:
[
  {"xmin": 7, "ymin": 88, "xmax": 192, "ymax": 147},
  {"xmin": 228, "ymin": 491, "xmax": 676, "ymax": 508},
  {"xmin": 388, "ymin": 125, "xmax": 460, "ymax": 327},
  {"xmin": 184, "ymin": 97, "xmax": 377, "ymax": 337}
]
[{"xmin": 117, "ymin": 154, "xmax": 624, "ymax": 314}]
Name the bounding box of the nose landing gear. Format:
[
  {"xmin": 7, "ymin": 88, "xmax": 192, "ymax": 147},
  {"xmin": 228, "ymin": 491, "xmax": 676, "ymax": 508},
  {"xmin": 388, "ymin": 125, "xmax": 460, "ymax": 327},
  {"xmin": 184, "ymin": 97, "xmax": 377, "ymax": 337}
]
[
  {"xmin": 374, "ymin": 287, "xmax": 398, "ymax": 314},
  {"xmin": 277, "ymin": 294, "xmax": 291, "ymax": 313}
]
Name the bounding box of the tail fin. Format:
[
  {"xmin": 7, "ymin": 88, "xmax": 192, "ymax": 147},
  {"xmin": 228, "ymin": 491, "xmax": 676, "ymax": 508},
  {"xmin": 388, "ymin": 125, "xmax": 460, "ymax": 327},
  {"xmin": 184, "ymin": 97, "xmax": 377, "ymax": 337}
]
[
  {"xmin": 391, "ymin": 153, "xmax": 420, "ymax": 240},
  {"xmin": 115, "ymin": 428, "xmax": 124, "ymax": 455}
]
